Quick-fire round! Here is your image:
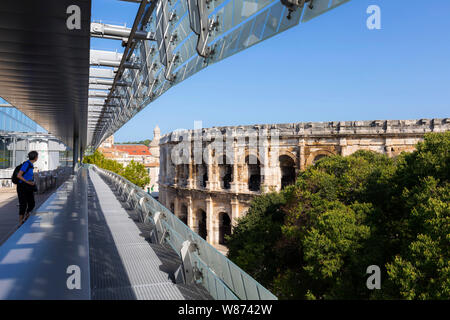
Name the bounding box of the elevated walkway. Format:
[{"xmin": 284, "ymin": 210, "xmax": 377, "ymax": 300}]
[
  {"xmin": 0, "ymin": 169, "xmax": 90, "ymax": 299},
  {"xmin": 0, "ymin": 165, "xmax": 277, "ymax": 300},
  {"xmin": 88, "ymin": 169, "xmax": 210, "ymax": 299}
]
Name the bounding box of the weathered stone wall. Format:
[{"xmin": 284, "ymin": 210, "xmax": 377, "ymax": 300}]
[{"xmin": 158, "ymin": 119, "xmax": 449, "ymax": 250}]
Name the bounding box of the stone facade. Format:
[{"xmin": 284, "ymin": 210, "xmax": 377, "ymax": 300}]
[
  {"xmin": 158, "ymin": 119, "xmax": 449, "ymax": 251},
  {"xmin": 99, "ymin": 126, "xmax": 161, "ymax": 193}
]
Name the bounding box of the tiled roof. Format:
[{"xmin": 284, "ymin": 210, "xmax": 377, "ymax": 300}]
[
  {"xmin": 114, "ymin": 144, "xmax": 151, "ymax": 155},
  {"xmin": 98, "ymin": 147, "xmax": 129, "ymax": 158}
]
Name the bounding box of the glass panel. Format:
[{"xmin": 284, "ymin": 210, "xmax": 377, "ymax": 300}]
[
  {"xmin": 94, "ymin": 166, "xmax": 277, "ymax": 300},
  {"xmin": 101, "ymin": 0, "xmax": 347, "ymax": 144},
  {"xmin": 302, "ymin": 0, "xmax": 350, "ymax": 22}
]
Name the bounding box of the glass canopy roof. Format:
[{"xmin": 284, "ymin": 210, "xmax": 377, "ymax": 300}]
[{"xmin": 91, "ymin": 0, "xmax": 350, "ymax": 147}]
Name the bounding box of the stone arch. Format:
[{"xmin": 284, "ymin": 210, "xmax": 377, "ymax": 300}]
[
  {"xmin": 241, "ymin": 150, "xmax": 261, "ymax": 165},
  {"xmin": 245, "ymin": 154, "xmax": 261, "ymax": 192},
  {"xmin": 196, "ymin": 208, "xmax": 207, "ymax": 240},
  {"xmin": 176, "ymin": 164, "xmax": 189, "ymax": 187},
  {"xmin": 278, "ymin": 150, "xmax": 298, "ymax": 166},
  {"xmin": 217, "ymin": 153, "xmax": 233, "ymax": 190},
  {"xmin": 279, "ymin": 154, "xmax": 296, "ymax": 188},
  {"xmin": 218, "ymin": 212, "xmax": 231, "ymax": 245},
  {"xmin": 195, "ymin": 163, "xmax": 208, "ymax": 188},
  {"xmin": 306, "ymin": 150, "xmax": 335, "ymax": 166}
]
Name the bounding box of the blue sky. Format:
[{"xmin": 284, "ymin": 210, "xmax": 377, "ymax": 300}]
[{"xmin": 91, "ymin": 0, "xmax": 450, "ymax": 142}]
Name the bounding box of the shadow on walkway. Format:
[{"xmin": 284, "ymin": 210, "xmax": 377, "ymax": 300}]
[
  {"xmin": 0, "ymin": 189, "xmax": 56, "ymax": 245},
  {"xmin": 89, "ymin": 170, "xmax": 211, "ymax": 300}
]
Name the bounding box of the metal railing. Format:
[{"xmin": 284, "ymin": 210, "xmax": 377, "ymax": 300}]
[
  {"xmin": 87, "ymin": 164, "xmax": 277, "ymax": 300},
  {"xmin": 0, "ymin": 167, "xmax": 72, "ymax": 192},
  {"xmin": 34, "ymin": 167, "xmax": 73, "ymax": 194},
  {"xmin": 0, "ymin": 168, "xmax": 14, "ymax": 188}
]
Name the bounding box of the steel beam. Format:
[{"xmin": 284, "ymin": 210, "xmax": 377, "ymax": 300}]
[
  {"xmin": 89, "ymin": 84, "xmax": 111, "ymax": 90},
  {"xmin": 91, "ymin": 22, "xmax": 155, "ymax": 41},
  {"xmin": 90, "ymin": 68, "xmax": 116, "ymax": 79},
  {"xmin": 89, "ymin": 91, "xmax": 109, "ymax": 98},
  {"xmin": 187, "ymin": 0, "xmax": 218, "ymax": 58}
]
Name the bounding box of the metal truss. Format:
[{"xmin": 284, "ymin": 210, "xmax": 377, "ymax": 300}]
[{"xmin": 89, "ymin": 0, "xmax": 351, "ymax": 148}]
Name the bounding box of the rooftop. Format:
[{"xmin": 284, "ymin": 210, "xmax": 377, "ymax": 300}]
[{"xmin": 114, "ymin": 144, "xmax": 151, "ymax": 156}]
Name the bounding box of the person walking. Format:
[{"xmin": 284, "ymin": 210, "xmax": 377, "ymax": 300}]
[{"xmin": 16, "ymin": 151, "xmax": 38, "ymax": 225}]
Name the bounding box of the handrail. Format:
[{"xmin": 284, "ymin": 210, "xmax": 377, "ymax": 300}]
[
  {"xmin": 86, "ymin": 164, "xmax": 277, "ymax": 300},
  {"xmin": 34, "ymin": 167, "xmax": 73, "ymax": 194},
  {"xmin": 0, "ymin": 166, "xmax": 72, "ymax": 191}
]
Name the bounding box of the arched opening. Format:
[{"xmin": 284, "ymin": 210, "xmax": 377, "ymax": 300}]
[
  {"xmin": 313, "ymin": 154, "xmax": 328, "ymax": 164},
  {"xmin": 176, "ymin": 164, "xmax": 189, "ymax": 187},
  {"xmin": 219, "ymin": 212, "xmax": 231, "ymax": 245},
  {"xmin": 170, "ymin": 202, "xmax": 175, "ymax": 214},
  {"xmin": 180, "ymin": 204, "xmax": 188, "ymax": 225},
  {"xmin": 279, "ymin": 155, "xmax": 296, "ymax": 189},
  {"xmin": 219, "ymin": 155, "xmax": 232, "ymax": 190},
  {"xmin": 196, "ymin": 163, "xmax": 208, "ymax": 188},
  {"xmin": 246, "ymin": 155, "xmax": 261, "ymax": 192},
  {"xmin": 197, "ymin": 209, "xmax": 207, "ymax": 240}
]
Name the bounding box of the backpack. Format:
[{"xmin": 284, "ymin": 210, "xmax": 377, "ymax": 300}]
[{"xmin": 11, "ymin": 161, "xmax": 32, "ymax": 185}]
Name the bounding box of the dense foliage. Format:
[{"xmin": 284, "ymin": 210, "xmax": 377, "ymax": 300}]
[
  {"xmin": 118, "ymin": 139, "xmax": 151, "ymax": 147},
  {"xmin": 227, "ymin": 132, "xmax": 449, "ymax": 300},
  {"xmin": 83, "ymin": 150, "xmax": 150, "ymax": 188}
]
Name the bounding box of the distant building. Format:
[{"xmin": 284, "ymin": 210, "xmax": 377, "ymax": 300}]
[
  {"xmin": 98, "ymin": 126, "xmax": 161, "ymax": 194},
  {"xmin": 101, "ymin": 135, "xmax": 114, "ymax": 148},
  {"xmin": 158, "ymin": 118, "xmax": 450, "ymax": 252},
  {"xmin": 147, "ymin": 125, "xmax": 161, "ymax": 194},
  {"xmin": 0, "ymin": 104, "xmax": 70, "ymax": 188},
  {"xmin": 0, "ymin": 132, "xmax": 70, "ymax": 188}
]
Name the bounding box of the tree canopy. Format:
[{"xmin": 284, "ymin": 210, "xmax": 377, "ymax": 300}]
[
  {"xmin": 227, "ymin": 132, "xmax": 449, "ymax": 300},
  {"xmin": 117, "ymin": 140, "xmax": 151, "ymax": 147},
  {"xmin": 83, "ymin": 150, "xmax": 150, "ymax": 189}
]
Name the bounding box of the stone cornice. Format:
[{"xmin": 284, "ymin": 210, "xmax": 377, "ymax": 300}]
[{"xmin": 160, "ymin": 119, "xmax": 450, "ymax": 145}]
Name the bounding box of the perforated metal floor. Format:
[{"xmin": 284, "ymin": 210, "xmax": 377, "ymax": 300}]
[{"xmin": 87, "ymin": 170, "xmax": 211, "ymax": 300}]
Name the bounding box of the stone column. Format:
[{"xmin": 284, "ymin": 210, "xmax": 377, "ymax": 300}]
[
  {"xmin": 187, "ymin": 161, "xmax": 194, "ymax": 188},
  {"xmin": 231, "ymin": 196, "xmax": 240, "ymax": 227},
  {"xmin": 173, "ymin": 165, "xmax": 179, "ymax": 186},
  {"xmin": 205, "ymin": 196, "xmax": 215, "ymax": 244},
  {"xmin": 339, "ymin": 137, "xmax": 348, "ymax": 156},
  {"xmin": 166, "ymin": 145, "xmax": 174, "ymax": 184},
  {"xmin": 187, "ymin": 195, "xmax": 196, "ymax": 232},
  {"xmin": 173, "ymin": 195, "xmax": 179, "ymax": 217},
  {"xmin": 260, "ymin": 137, "xmax": 271, "ymax": 193},
  {"xmin": 385, "ymin": 137, "xmax": 393, "ymax": 158},
  {"xmin": 205, "ymin": 147, "xmax": 217, "ymax": 191},
  {"xmin": 230, "ymin": 143, "xmax": 239, "ymax": 193},
  {"xmin": 209, "ymin": 163, "xmax": 220, "ymax": 190},
  {"xmin": 239, "ymin": 163, "xmax": 248, "ymax": 192},
  {"xmin": 298, "ymin": 139, "xmax": 306, "ymax": 171}
]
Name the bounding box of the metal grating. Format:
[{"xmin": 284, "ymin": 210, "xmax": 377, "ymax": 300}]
[{"xmin": 87, "ymin": 169, "xmax": 211, "ymax": 300}]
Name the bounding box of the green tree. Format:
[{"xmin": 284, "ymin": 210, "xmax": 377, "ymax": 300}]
[
  {"xmin": 122, "ymin": 160, "xmax": 150, "ymax": 188},
  {"xmin": 83, "ymin": 150, "xmax": 150, "ymax": 189},
  {"xmin": 383, "ymin": 132, "xmax": 450, "ymax": 299},
  {"xmin": 227, "ymin": 132, "xmax": 450, "ymax": 300},
  {"xmin": 227, "ymin": 191, "xmax": 291, "ymax": 287},
  {"xmin": 119, "ymin": 140, "xmax": 151, "ymax": 147}
]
